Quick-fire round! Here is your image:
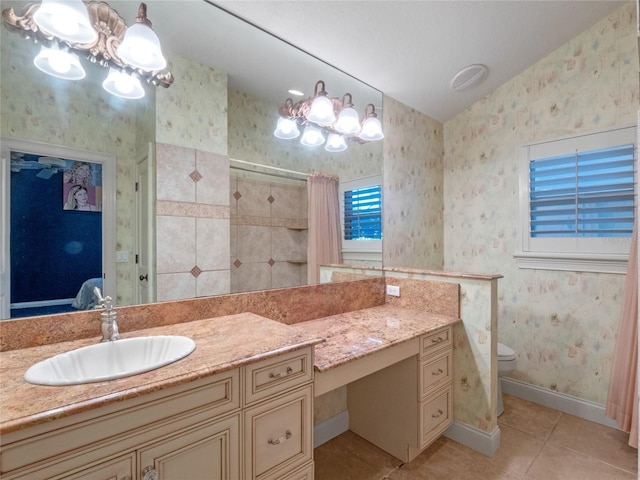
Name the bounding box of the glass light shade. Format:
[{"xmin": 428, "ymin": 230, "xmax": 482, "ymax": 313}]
[
  {"xmin": 33, "ymin": 44, "xmax": 86, "ymax": 80},
  {"xmin": 300, "ymin": 125, "xmax": 325, "ymax": 147},
  {"xmin": 359, "ymin": 116, "xmax": 384, "ymax": 141},
  {"xmin": 306, "ymin": 95, "xmax": 335, "ymax": 126},
  {"xmin": 273, "ymin": 117, "xmax": 300, "ymax": 140},
  {"xmin": 324, "ymin": 133, "xmax": 348, "ymax": 153},
  {"xmin": 33, "ymin": 0, "xmax": 97, "ymax": 44},
  {"xmin": 102, "ymin": 68, "xmax": 145, "ymax": 99},
  {"xmin": 117, "ymin": 23, "xmax": 166, "ymax": 71},
  {"xmin": 334, "ymin": 107, "xmax": 361, "ymax": 135}
]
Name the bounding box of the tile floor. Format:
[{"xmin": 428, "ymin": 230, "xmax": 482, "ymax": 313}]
[{"xmin": 314, "ymin": 394, "xmax": 638, "ymax": 480}]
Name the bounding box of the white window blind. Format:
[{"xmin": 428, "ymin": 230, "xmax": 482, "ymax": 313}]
[
  {"xmin": 516, "ymin": 125, "xmax": 636, "ymax": 273},
  {"xmin": 529, "ymin": 144, "xmax": 635, "ymax": 238},
  {"xmin": 343, "ymin": 184, "xmax": 382, "ymax": 240}
]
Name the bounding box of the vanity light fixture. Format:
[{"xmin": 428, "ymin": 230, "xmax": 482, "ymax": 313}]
[
  {"xmin": 2, "ymin": 1, "xmax": 174, "ymax": 99},
  {"xmin": 274, "ymin": 80, "xmax": 384, "ymax": 152},
  {"xmin": 102, "ymin": 68, "xmax": 145, "ymax": 100},
  {"xmin": 33, "ymin": 43, "xmax": 86, "ymax": 80}
]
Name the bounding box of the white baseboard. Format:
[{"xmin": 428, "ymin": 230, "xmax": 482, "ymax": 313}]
[
  {"xmin": 313, "ymin": 410, "xmax": 349, "ymax": 448},
  {"xmin": 314, "ymin": 410, "xmax": 502, "ymax": 458},
  {"xmin": 444, "ymin": 421, "xmax": 501, "ymax": 457},
  {"xmin": 501, "ymin": 377, "xmax": 618, "ymax": 429}
]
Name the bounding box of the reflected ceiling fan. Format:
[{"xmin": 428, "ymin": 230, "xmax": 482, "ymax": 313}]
[{"xmin": 10, "ymin": 153, "xmax": 66, "ymax": 179}]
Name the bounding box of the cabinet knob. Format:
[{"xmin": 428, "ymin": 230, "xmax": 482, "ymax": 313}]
[
  {"xmin": 139, "ymin": 274, "xmax": 149, "ymax": 281},
  {"xmin": 142, "ymin": 466, "xmax": 158, "ymax": 480},
  {"xmin": 432, "ymin": 368, "xmax": 444, "ymax": 376},
  {"xmin": 268, "ymin": 429, "xmax": 292, "ymax": 445},
  {"xmin": 431, "ymin": 337, "xmax": 444, "ymax": 344},
  {"xmin": 432, "ymin": 409, "xmax": 444, "ymax": 419}
]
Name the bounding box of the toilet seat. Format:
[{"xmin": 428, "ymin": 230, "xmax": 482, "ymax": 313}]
[{"xmin": 498, "ymin": 342, "xmax": 515, "ymax": 361}]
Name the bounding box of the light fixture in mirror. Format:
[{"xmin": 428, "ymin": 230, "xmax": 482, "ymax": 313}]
[
  {"xmin": 33, "ymin": 43, "xmax": 86, "ymax": 80},
  {"xmin": 275, "ymin": 79, "xmax": 383, "ymax": 151},
  {"xmin": 116, "ymin": 3, "xmax": 166, "ymax": 71},
  {"xmin": 325, "ymin": 133, "xmax": 348, "ymax": 152},
  {"xmin": 2, "ymin": 0, "xmax": 173, "ymax": 99},
  {"xmin": 102, "ymin": 68, "xmax": 145, "ymax": 99},
  {"xmin": 300, "ymin": 124, "xmax": 325, "ymax": 146},
  {"xmin": 359, "ymin": 104, "xmax": 385, "ymax": 141},
  {"xmin": 273, "ymin": 115, "xmax": 300, "ymax": 140},
  {"xmin": 33, "ymin": 0, "xmax": 97, "ymax": 44}
]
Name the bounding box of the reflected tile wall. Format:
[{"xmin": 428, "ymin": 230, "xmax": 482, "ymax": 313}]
[
  {"xmin": 156, "ymin": 143, "xmax": 230, "ymax": 301},
  {"xmin": 230, "ymin": 172, "xmax": 308, "ymax": 293},
  {"xmin": 443, "ymin": 3, "xmax": 637, "ymax": 405}
]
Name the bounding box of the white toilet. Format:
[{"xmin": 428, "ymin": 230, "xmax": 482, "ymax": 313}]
[{"xmin": 497, "ymin": 342, "xmax": 517, "ymax": 416}]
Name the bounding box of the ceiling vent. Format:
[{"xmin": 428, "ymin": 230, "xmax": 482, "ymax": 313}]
[{"xmin": 450, "ymin": 64, "xmax": 488, "ymax": 92}]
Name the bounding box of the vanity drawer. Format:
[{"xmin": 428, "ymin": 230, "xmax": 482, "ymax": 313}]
[
  {"xmin": 279, "ymin": 462, "xmax": 314, "ymax": 480},
  {"xmin": 420, "ymin": 326, "xmax": 452, "ymax": 358},
  {"xmin": 419, "ymin": 384, "xmax": 452, "ymax": 449},
  {"xmin": 244, "ymin": 347, "xmax": 313, "ymax": 405},
  {"xmin": 419, "ymin": 350, "xmax": 452, "ymax": 399},
  {"xmin": 244, "ymin": 385, "xmax": 313, "ymax": 480}
]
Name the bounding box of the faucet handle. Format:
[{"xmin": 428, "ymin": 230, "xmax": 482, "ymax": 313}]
[{"xmin": 93, "ymin": 287, "xmax": 114, "ymax": 310}]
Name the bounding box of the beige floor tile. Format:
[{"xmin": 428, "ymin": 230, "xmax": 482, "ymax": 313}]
[
  {"xmin": 314, "ymin": 431, "xmax": 401, "ymax": 480},
  {"xmin": 547, "ymin": 413, "xmax": 638, "ymax": 475},
  {"xmin": 487, "ymin": 424, "xmax": 545, "ymax": 478},
  {"xmin": 389, "ymin": 437, "xmax": 520, "ymax": 480},
  {"xmin": 499, "ymin": 394, "xmax": 562, "ymax": 439},
  {"xmin": 525, "ymin": 442, "xmax": 637, "ymax": 480}
]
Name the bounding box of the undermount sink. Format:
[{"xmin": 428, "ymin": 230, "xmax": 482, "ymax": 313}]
[{"xmin": 24, "ymin": 336, "xmax": 197, "ymax": 386}]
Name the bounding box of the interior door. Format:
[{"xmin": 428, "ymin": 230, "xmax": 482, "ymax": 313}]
[
  {"xmin": 0, "ymin": 151, "xmax": 10, "ymax": 319},
  {"xmin": 135, "ymin": 142, "xmax": 155, "ymax": 304}
]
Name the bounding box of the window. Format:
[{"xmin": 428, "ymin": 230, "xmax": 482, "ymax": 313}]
[
  {"xmin": 516, "ymin": 126, "xmax": 636, "ymax": 273},
  {"xmin": 343, "ymin": 184, "xmax": 382, "ymax": 240},
  {"xmin": 339, "ymin": 176, "xmax": 383, "ymax": 265}
]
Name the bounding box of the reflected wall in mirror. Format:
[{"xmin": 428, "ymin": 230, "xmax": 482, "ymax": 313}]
[{"xmin": 0, "ymin": 0, "xmax": 383, "ymax": 319}]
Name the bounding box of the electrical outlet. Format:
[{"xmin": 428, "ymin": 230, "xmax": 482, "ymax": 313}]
[{"xmin": 386, "ymin": 285, "xmax": 400, "ymax": 297}]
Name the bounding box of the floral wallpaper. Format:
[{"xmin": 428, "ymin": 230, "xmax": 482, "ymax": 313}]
[
  {"xmin": 382, "ymin": 96, "xmax": 444, "ymax": 270},
  {"xmin": 155, "ymin": 54, "xmax": 228, "ymax": 155},
  {"xmin": 442, "ymin": 2, "xmax": 637, "ymax": 405}
]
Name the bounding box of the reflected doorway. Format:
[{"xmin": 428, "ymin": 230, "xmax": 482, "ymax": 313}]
[{"xmin": 0, "ymin": 139, "xmax": 116, "ymax": 319}]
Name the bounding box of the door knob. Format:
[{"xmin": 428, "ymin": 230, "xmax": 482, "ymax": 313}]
[{"xmin": 139, "ymin": 274, "xmax": 148, "ymax": 281}]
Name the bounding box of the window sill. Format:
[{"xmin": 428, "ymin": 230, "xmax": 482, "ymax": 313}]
[{"xmin": 513, "ymin": 252, "xmax": 628, "ymax": 274}]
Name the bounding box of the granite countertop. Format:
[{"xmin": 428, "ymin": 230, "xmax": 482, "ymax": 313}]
[
  {"xmin": 290, "ymin": 304, "xmax": 460, "ymax": 372},
  {"xmin": 0, "ymin": 304, "xmax": 460, "ymax": 436},
  {"xmin": 0, "ymin": 312, "xmax": 323, "ymax": 435}
]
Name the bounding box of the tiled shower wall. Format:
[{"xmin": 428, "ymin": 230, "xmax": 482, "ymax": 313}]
[
  {"xmin": 156, "ymin": 143, "xmax": 231, "ymax": 301},
  {"xmin": 230, "ymin": 172, "xmax": 308, "ymax": 293}
]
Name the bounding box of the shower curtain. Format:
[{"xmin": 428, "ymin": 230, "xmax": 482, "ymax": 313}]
[
  {"xmin": 605, "ymin": 221, "xmax": 638, "ymax": 448},
  {"xmin": 307, "ymin": 173, "xmax": 342, "ymax": 285}
]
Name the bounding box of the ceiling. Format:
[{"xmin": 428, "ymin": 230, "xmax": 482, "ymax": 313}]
[{"xmin": 213, "ymin": 0, "xmax": 625, "ymax": 122}]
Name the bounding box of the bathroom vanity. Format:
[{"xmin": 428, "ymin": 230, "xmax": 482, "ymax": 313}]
[
  {"xmin": 0, "ymin": 300, "xmax": 460, "ymax": 479},
  {"xmin": 0, "ymin": 314, "xmax": 321, "ymax": 480}
]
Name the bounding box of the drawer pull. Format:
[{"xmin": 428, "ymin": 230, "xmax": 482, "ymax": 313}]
[
  {"xmin": 269, "ymin": 366, "xmax": 293, "ymax": 379},
  {"xmin": 432, "ymin": 409, "xmax": 444, "ymax": 419},
  {"xmin": 142, "ymin": 466, "xmax": 158, "ymax": 480},
  {"xmin": 431, "ymin": 336, "xmax": 444, "ymax": 344},
  {"xmin": 268, "ymin": 429, "xmax": 292, "ymax": 445},
  {"xmin": 432, "ymin": 368, "xmax": 444, "ymax": 376}
]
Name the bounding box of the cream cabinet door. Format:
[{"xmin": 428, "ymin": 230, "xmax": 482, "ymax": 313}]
[{"xmin": 138, "ymin": 414, "xmax": 240, "ymax": 480}]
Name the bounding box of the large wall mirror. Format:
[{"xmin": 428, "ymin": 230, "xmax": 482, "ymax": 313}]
[{"xmin": 0, "ymin": 0, "xmax": 383, "ymax": 319}]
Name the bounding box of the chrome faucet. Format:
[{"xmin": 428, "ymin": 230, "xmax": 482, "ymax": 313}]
[{"xmin": 94, "ymin": 287, "xmax": 119, "ymax": 342}]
